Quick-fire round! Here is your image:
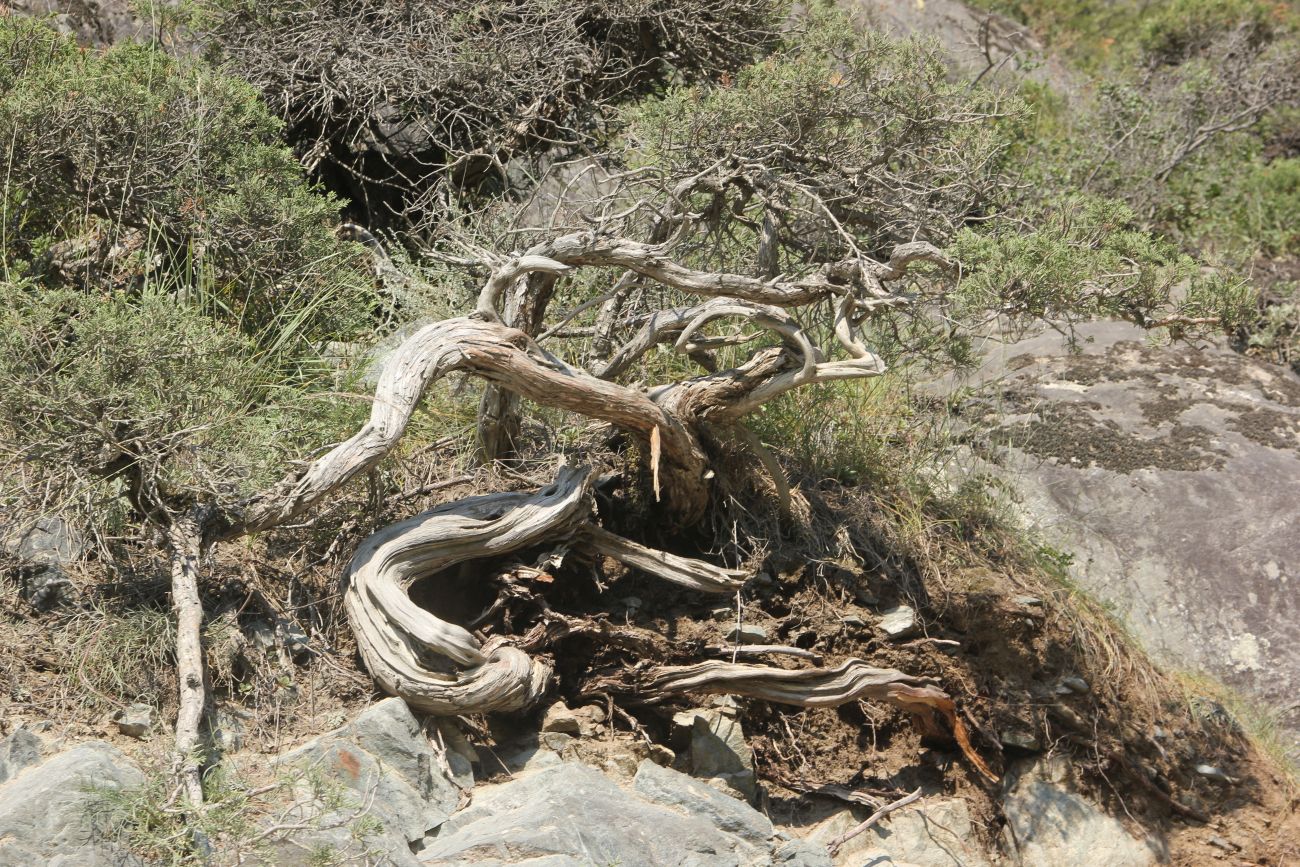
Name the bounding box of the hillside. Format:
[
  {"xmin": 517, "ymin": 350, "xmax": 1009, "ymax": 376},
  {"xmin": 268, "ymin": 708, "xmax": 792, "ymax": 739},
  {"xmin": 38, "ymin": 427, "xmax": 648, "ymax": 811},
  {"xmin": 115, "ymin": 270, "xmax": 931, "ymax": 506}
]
[{"xmin": 0, "ymin": 1, "xmax": 1297, "ymax": 865}]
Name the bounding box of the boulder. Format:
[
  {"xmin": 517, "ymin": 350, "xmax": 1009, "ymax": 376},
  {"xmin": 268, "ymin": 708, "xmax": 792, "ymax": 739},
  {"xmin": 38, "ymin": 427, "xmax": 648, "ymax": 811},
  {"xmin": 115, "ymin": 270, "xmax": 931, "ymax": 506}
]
[
  {"xmin": 671, "ymin": 704, "xmax": 757, "ymax": 798},
  {"xmin": 632, "ymin": 759, "xmax": 773, "ymax": 845},
  {"xmin": 273, "ymin": 698, "xmax": 461, "ymax": 859},
  {"xmin": 805, "ymin": 796, "xmax": 990, "ymax": 867},
  {"xmin": 421, "ymin": 761, "xmax": 770, "ymax": 866},
  {"xmin": 956, "ymin": 321, "xmax": 1300, "ymax": 753},
  {"xmin": 0, "ymin": 729, "xmax": 42, "ymax": 785},
  {"xmin": 0, "ymin": 740, "xmax": 144, "ymax": 866},
  {"xmin": 1001, "ymin": 756, "xmax": 1166, "ymax": 866}
]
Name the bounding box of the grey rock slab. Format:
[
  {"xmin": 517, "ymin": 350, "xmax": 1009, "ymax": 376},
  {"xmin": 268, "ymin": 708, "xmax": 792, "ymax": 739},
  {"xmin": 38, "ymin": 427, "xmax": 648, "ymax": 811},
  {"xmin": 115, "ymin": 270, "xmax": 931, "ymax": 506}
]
[
  {"xmin": 1001, "ymin": 757, "xmax": 1165, "ymax": 866},
  {"xmin": 0, "ymin": 728, "xmax": 42, "ymax": 784},
  {"xmin": 772, "ymin": 840, "xmax": 834, "ymax": 866},
  {"xmin": 806, "ymin": 797, "xmax": 989, "ymax": 867},
  {"xmin": 632, "ymin": 759, "xmax": 773, "ymax": 844},
  {"xmin": 422, "ymin": 762, "xmax": 762, "ymax": 866},
  {"xmin": 0, "ymin": 741, "xmax": 144, "ymax": 866},
  {"xmin": 673, "ymin": 706, "xmax": 756, "ymax": 798},
  {"xmin": 277, "ymin": 698, "xmax": 460, "ymax": 844},
  {"xmin": 949, "ymin": 321, "xmax": 1300, "ymax": 754}
]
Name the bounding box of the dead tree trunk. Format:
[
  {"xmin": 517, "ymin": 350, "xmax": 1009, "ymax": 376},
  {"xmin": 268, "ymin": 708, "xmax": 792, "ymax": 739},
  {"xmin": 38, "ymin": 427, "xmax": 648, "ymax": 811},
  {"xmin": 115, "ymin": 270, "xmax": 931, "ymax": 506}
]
[
  {"xmin": 166, "ymin": 510, "xmax": 208, "ymax": 806},
  {"xmin": 218, "ymin": 231, "xmax": 990, "ymax": 773}
]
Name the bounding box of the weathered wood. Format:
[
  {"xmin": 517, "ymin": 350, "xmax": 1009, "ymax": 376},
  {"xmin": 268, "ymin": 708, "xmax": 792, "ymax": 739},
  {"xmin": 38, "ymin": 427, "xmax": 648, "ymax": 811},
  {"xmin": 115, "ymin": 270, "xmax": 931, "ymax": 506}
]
[
  {"xmin": 577, "ymin": 524, "xmax": 747, "ymax": 593},
  {"xmin": 233, "ymin": 317, "xmax": 711, "ymax": 534},
  {"xmin": 344, "ymin": 467, "xmax": 592, "ymax": 714},
  {"xmin": 166, "ymin": 511, "xmax": 207, "ymax": 806},
  {"xmin": 648, "ymin": 658, "xmax": 997, "ymax": 781}
]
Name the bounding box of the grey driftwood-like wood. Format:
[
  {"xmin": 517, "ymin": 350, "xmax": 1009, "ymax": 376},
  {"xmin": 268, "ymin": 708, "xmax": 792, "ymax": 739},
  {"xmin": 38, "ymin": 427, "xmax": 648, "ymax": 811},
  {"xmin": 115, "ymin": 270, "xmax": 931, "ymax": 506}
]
[
  {"xmin": 221, "ymin": 230, "xmax": 986, "ymax": 756},
  {"xmin": 166, "ymin": 511, "xmax": 207, "ymax": 806}
]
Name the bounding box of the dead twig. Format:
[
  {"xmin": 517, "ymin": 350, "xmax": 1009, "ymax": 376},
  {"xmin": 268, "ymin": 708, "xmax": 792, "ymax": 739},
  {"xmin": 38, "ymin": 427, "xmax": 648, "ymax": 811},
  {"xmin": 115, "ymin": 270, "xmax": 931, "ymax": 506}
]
[{"xmin": 826, "ymin": 786, "xmax": 923, "ymax": 857}]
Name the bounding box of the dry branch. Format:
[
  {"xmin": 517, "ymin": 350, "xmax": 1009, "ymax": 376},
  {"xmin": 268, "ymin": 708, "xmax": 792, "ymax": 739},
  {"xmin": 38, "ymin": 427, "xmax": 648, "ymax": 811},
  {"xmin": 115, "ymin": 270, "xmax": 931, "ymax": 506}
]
[
  {"xmin": 826, "ymin": 787, "xmax": 924, "ymax": 856},
  {"xmin": 650, "ymin": 659, "xmax": 997, "ymax": 781},
  {"xmin": 166, "ymin": 510, "xmax": 208, "ymax": 806}
]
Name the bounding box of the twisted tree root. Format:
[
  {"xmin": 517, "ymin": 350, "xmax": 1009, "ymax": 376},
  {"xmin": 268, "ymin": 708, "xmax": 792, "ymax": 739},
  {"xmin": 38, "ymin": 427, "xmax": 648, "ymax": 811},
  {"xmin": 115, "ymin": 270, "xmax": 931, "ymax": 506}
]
[{"xmin": 650, "ymin": 660, "xmax": 998, "ymax": 782}]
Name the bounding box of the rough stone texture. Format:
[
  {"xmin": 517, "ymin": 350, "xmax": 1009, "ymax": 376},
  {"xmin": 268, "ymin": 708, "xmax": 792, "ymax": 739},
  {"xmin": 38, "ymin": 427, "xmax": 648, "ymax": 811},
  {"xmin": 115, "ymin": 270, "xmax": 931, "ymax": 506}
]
[
  {"xmin": 772, "ymin": 839, "xmax": 835, "ymax": 867},
  {"xmin": 954, "ymin": 322, "xmax": 1300, "ymax": 754},
  {"xmin": 878, "ymin": 604, "xmax": 918, "ymax": 640},
  {"xmin": 845, "ymin": 0, "xmax": 1079, "ymax": 96},
  {"xmin": 0, "ymin": 729, "xmax": 42, "ymax": 785},
  {"xmin": 112, "ymin": 703, "xmax": 155, "ymax": 740},
  {"xmin": 672, "ymin": 705, "xmax": 757, "ymax": 798},
  {"xmin": 7, "ymin": 0, "xmax": 178, "ymax": 46},
  {"xmin": 420, "ymin": 761, "xmax": 769, "ymax": 865},
  {"xmin": 726, "ymin": 623, "xmax": 770, "ymax": 645},
  {"xmin": 1001, "ymin": 756, "xmax": 1166, "ymax": 866},
  {"xmin": 806, "ymin": 797, "xmax": 990, "ymax": 867},
  {"xmin": 0, "ymin": 740, "xmax": 144, "ymax": 867},
  {"xmin": 275, "ymin": 698, "xmax": 461, "ymax": 857},
  {"xmin": 632, "ymin": 759, "xmax": 773, "ymax": 845}
]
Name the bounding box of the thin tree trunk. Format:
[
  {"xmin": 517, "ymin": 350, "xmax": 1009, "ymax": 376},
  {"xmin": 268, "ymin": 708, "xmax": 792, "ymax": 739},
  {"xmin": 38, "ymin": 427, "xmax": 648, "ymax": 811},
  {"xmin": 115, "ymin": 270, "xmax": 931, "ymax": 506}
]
[{"xmin": 166, "ymin": 510, "xmax": 208, "ymax": 807}]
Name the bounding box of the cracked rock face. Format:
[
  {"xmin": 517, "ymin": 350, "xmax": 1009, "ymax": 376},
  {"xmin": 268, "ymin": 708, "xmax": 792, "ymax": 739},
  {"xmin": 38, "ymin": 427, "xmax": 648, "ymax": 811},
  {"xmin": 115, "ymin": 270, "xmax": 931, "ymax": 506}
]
[{"xmin": 958, "ymin": 321, "xmax": 1300, "ymax": 754}]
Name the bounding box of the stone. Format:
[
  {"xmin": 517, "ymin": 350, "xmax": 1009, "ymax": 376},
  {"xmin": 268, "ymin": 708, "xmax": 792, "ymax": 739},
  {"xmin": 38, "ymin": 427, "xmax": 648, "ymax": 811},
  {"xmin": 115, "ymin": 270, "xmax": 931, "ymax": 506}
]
[
  {"xmin": 726, "ymin": 623, "xmax": 769, "ymax": 644},
  {"xmin": 806, "ymin": 797, "xmax": 990, "ymax": 867},
  {"xmin": 952, "ymin": 321, "xmax": 1300, "ymax": 753},
  {"xmin": 841, "ymin": 614, "xmax": 868, "ymax": 628},
  {"xmin": 878, "ymin": 605, "xmax": 918, "ymax": 640},
  {"xmin": 673, "ymin": 707, "xmax": 756, "ymax": 799},
  {"xmin": 1194, "ymin": 763, "xmax": 1235, "ymax": 784},
  {"xmin": 276, "ymin": 698, "xmax": 460, "ymax": 846},
  {"xmin": 0, "ymin": 741, "xmax": 144, "ymax": 866},
  {"xmin": 632, "ymin": 759, "xmax": 773, "ymax": 844},
  {"xmin": 1061, "ymin": 676, "xmax": 1090, "ymax": 694},
  {"xmin": 0, "ymin": 729, "xmax": 42, "ymax": 785},
  {"xmin": 112, "ymin": 703, "xmax": 154, "ymax": 740},
  {"xmin": 540, "ymin": 732, "xmax": 574, "ymax": 752},
  {"xmin": 541, "ymin": 701, "xmax": 583, "ymax": 735},
  {"xmin": 420, "ymin": 761, "xmax": 764, "ymax": 866},
  {"xmin": 1001, "ymin": 756, "xmax": 1166, "ymax": 866},
  {"xmin": 772, "ymin": 839, "xmax": 834, "ymax": 867},
  {"xmin": 999, "ymin": 726, "xmax": 1041, "ymax": 753}
]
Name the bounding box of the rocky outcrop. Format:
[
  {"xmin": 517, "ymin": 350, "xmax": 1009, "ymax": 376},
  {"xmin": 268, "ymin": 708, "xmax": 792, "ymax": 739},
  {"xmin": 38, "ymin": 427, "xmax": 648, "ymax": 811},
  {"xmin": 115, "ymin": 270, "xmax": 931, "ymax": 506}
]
[
  {"xmin": 7, "ymin": 0, "xmax": 176, "ymax": 46},
  {"xmin": 0, "ymin": 733, "xmax": 143, "ymax": 867},
  {"xmin": 420, "ymin": 760, "xmax": 777, "ymax": 866},
  {"xmin": 1001, "ymin": 756, "xmax": 1167, "ymax": 866},
  {"xmin": 268, "ymin": 697, "xmax": 464, "ymax": 865},
  {"xmin": 845, "ymin": 0, "xmax": 1079, "ymax": 96},
  {"xmin": 804, "ymin": 796, "xmax": 991, "ymax": 867},
  {"xmin": 958, "ymin": 321, "xmax": 1300, "ymax": 754}
]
